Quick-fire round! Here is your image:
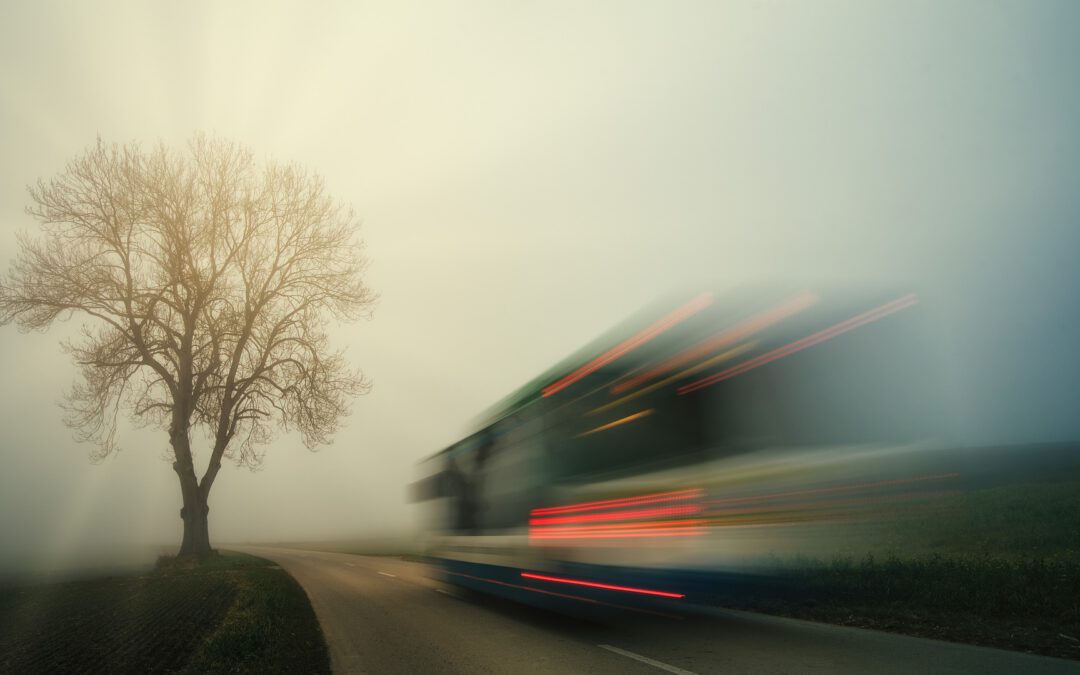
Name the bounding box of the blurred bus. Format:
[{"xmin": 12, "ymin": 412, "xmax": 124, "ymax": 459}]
[{"xmin": 411, "ymin": 286, "xmax": 951, "ymax": 615}]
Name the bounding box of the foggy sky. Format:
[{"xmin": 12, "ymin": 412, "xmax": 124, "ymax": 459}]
[{"xmin": 1, "ymin": 0, "xmax": 1078, "ymax": 572}]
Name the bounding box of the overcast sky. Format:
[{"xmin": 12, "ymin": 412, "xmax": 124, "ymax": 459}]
[{"xmin": 1, "ymin": 0, "xmax": 1078, "ymax": 571}]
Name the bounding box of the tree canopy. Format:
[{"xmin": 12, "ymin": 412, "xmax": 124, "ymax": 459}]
[{"xmin": 0, "ymin": 135, "xmax": 375, "ymax": 556}]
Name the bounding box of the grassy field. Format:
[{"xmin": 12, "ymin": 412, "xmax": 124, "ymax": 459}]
[
  {"xmin": 710, "ymin": 478, "xmax": 1080, "ymax": 660},
  {"xmin": 0, "ymin": 552, "xmax": 328, "ymax": 674}
]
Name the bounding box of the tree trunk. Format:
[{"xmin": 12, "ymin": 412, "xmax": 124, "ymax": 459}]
[
  {"xmin": 171, "ymin": 426, "xmax": 213, "ymax": 560},
  {"xmin": 177, "ymin": 474, "xmax": 212, "ymax": 559}
]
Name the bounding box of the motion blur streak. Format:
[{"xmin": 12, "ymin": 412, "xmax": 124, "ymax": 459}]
[
  {"xmin": 530, "ymin": 529, "xmax": 706, "ymax": 540},
  {"xmin": 530, "ymin": 505, "xmax": 703, "ymax": 526},
  {"xmin": 520, "ymin": 572, "xmax": 686, "ymax": 598},
  {"xmin": 531, "ymin": 489, "xmax": 704, "ymax": 516},
  {"xmin": 578, "ymin": 409, "xmax": 655, "ymax": 437},
  {"xmin": 542, "ymin": 293, "xmax": 712, "ymax": 397},
  {"xmin": 530, "ymin": 492, "xmax": 705, "ymax": 541},
  {"xmin": 707, "ymin": 472, "xmax": 960, "ymax": 507},
  {"xmin": 679, "ymin": 293, "xmax": 919, "ymax": 395},
  {"xmin": 530, "ymin": 520, "xmax": 707, "ymax": 534},
  {"xmin": 590, "ymin": 342, "xmax": 757, "ymax": 416},
  {"xmin": 611, "ymin": 291, "xmax": 819, "ymax": 395}
]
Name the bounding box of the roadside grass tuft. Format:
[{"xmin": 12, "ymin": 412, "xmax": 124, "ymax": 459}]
[{"xmin": 181, "ymin": 553, "xmax": 329, "ymax": 674}]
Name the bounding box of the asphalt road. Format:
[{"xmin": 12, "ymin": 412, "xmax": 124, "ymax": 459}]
[{"xmin": 232, "ymin": 546, "xmax": 1079, "ymax": 675}]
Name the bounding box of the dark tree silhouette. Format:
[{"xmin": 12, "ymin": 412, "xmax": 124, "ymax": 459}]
[{"xmin": 0, "ymin": 135, "xmax": 375, "ymax": 558}]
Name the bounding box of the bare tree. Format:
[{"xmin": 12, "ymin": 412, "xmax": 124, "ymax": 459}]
[{"xmin": 0, "ymin": 135, "xmax": 375, "ymax": 559}]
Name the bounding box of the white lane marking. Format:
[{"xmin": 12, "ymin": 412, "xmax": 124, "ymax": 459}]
[
  {"xmin": 378, "ymin": 571, "xmax": 396, "ymax": 578},
  {"xmin": 434, "ymin": 588, "xmax": 452, "ymax": 595},
  {"xmin": 344, "ymin": 562, "xmax": 355, "ymax": 567},
  {"xmin": 597, "ymin": 645, "xmax": 699, "ymax": 675}
]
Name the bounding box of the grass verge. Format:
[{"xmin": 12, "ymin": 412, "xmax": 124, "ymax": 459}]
[
  {"xmin": 0, "ymin": 551, "xmax": 328, "ymax": 674},
  {"xmin": 705, "ymin": 554, "xmax": 1080, "ymax": 660},
  {"xmin": 706, "ymin": 478, "xmax": 1080, "ymax": 660}
]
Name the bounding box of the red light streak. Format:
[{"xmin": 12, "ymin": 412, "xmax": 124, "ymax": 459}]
[
  {"xmin": 612, "ymin": 291, "xmax": 818, "ymax": 395},
  {"xmin": 542, "ymin": 293, "xmax": 712, "ymax": 397},
  {"xmin": 530, "ymin": 530, "xmax": 705, "ymax": 540},
  {"xmin": 531, "ymin": 488, "xmax": 703, "ymax": 516},
  {"xmin": 532, "ymin": 518, "xmax": 707, "ymax": 533},
  {"xmin": 679, "ymin": 293, "xmax": 918, "ymax": 395},
  {"xmin": 531, "ymin": 517, "xmax": 706, "ymax": 540},
  {"xmin": 520, "ymin": 572, "xmax": 686, "ymax": 598},
  {"xmin": 529, "ymin": 505, "xmax": 702, "ymax": 526},
  {"xmin": 531, "ymin": 528, "xmax": 705, "ymax": 540}
]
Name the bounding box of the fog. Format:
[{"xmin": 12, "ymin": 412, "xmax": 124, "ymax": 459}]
[{"xmin": 1, "ymin": 0, "xmax": 1078, "ymax": 574}]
